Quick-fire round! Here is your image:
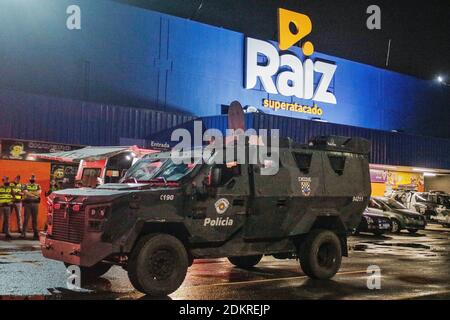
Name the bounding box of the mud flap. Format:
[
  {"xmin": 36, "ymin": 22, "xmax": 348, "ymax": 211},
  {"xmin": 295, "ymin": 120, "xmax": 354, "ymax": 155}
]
[{"xmin": 340, "ymin": 235, "xmax": 348, "ymax": 257}]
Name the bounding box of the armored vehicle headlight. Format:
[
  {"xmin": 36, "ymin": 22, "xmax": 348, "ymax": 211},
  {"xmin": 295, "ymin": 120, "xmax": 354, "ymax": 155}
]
[
  {"xmin": 89, "ymin": 206, "xmax": 108, "ymax": 219},
  {"xmin": 365, "ymin": 216, "xmax": 374, "ymax": 224}
]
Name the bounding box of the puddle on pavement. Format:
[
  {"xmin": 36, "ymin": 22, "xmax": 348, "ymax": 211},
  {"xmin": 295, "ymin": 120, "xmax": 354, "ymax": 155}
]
[
  {"xmin": 352, "ymin": 244, "xmax": 369, "ymax": 251},
  {"xmin": 0, "ymin": 246, "xmax": 39, "ymax": 253},
  {"xmin": 352, "ymin": 242, "xmax": 431, "ymax": 251},
  {"xmin": 398, "ymin": 275, "xmax": 441, "ymax": 285},
  {"xmin": 21, "ymin": 260, "xmax": 39, "ymax": 264}
]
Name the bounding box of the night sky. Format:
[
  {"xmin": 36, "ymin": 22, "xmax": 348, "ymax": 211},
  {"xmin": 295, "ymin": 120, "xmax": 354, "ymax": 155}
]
[{"xmin": 115, "ymin": 0, "xmax": 450, "ymax": 81}]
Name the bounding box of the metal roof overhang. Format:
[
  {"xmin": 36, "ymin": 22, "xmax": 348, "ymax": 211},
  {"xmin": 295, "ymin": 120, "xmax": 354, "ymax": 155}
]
[{"xmin": 31, "ymin": 146, "xmax": 152, "ymax": 163}]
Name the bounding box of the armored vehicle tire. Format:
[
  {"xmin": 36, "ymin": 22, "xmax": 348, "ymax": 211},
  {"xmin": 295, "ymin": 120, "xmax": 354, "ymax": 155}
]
[
  {"xmin": 299, "ymin": 229, "xmax": 342, "ymax": 280},
  {"xmin": 407, "ymin": 228, "xmax": 418, "ymax": 234},
  {"xmin": 390, "ymin": 219, "xmax": 401, "ymax": 233},
  {"xmin": 127, "ymin": 234, "xmax": 188, "ymax": 296},
  {"xmin": 64, "ymin": 262, "xmax": 112, "ymax": 280},
  {"xmin": 228, "ymin": 255, "xmax": 263, "ymax": 268}
]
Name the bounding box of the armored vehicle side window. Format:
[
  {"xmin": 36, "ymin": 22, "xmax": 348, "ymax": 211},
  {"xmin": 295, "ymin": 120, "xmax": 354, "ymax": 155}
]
[
  {"xmin": 81, "ymin": 168, "xmax": 101, "ymax": 187},
  {"xmin": 293, "ymin": 152, "xmax": 312, "ymax": 174},
  {"xmin": 217, "ymin": 163, "xmax": 242, "ymax": 186},
  {"xmin": 327, "ymin": 155, "xmax": 346, "ymax": 175}
]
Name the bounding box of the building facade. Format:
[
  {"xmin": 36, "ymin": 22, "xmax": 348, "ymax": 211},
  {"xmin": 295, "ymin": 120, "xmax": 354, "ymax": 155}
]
[{"xmin": 0, "ymin": 0, "xmax": 449, "ymax": 138}]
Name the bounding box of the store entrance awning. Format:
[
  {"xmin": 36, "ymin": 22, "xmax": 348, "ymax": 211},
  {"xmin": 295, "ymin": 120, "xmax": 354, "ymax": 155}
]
[{"xmin": 31, "ymin": 146, "xmax": 153, "ymax": 163}]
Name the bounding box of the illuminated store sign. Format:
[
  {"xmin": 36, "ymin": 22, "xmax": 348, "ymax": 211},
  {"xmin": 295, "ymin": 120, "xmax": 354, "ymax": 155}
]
[{"xmin": 245, "ymin": 8, "xmax": 337, "ymax": 105}]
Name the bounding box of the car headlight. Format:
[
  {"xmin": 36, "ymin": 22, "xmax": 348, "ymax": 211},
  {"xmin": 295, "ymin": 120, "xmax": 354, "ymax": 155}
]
[{"xmin": 365, "ymin": 216, "xmax": 374, "ymax": 224}]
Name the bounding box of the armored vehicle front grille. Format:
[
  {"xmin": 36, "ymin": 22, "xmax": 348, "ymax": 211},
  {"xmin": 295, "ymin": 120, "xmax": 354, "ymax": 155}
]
[{"xmin": 51, "ymin": 208, "xmax": 85, "ymax": 244}]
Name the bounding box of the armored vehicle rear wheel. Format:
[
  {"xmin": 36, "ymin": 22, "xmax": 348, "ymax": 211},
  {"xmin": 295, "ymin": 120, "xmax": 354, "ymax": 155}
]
[
  {"xmin": 64, "ymin": 262, "xmax": 112, "ymax": 280},
  {"xmin": 299, "ymin": 229, "xmax": 342, "ymax": 279},
  {"xmin": 127, "ymin": 234, "xmax": 188, "ymax": 296},
  {"xmin": 228, "ymin": 255, "xmax": 263, "ymax": 268}
]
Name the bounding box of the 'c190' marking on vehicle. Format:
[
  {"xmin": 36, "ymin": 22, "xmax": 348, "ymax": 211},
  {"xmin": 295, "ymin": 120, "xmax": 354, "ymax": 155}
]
[
  {"xmin": 215, "ymin": 198, "xmax": 230, "ymax": 214},
  {"xmin": 298, "ymin": 177, "xmax": 312, "ymax": 196},
  {"xmin": 160, "ymin": 194, "xmax": 175, "ymax": 201},
  {"xmin": 204, "ymin": 217, "xmax": 234, "ymax": 227}
]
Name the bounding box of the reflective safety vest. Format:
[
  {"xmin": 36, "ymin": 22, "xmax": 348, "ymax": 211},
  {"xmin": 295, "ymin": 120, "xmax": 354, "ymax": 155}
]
[
  {"xmin": 24, "ymin": 183, "xmax": 41, "ymax": 203},
  {"xmin": 26, "ymin": 184, "xmax": 40, "ymax": 192},
  {"xmin": 0, "ymin": 185, "xmax": 13, "ymax": 205},
  {"xmin": 11, "ymin": 182, "xmax": 23, "ymax": 201}
]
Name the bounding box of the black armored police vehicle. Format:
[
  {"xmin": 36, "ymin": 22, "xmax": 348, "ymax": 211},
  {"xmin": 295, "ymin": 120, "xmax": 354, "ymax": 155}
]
[{"xmin": 40, "ymin": 135, "xmax": 371, "ymax": 296}]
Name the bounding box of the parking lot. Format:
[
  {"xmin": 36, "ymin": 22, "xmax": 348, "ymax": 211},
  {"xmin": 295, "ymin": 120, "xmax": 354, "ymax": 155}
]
[{"xmin": 0, "ymin": 224, "xmax": 449, "ymax": 300}]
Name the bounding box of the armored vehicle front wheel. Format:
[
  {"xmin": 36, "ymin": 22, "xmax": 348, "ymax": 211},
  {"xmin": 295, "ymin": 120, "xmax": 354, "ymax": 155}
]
[
  {"xmin": 407, "ymin": 228, "xmax": 418, "ymax": 234},
  {"xmin": 299, "ymin": 229, "xmax": 342, "ymax": 279},
  {"xmin": 64, "ymin": 262, "xmax": 112, "ymax": 280},
  {"xmin": 127, "ymin": 234, "xmax": 188, "ymax": 296},
  {"xmin": 228, "ymin": 255, "xmax": 263, "ymax": 268}
]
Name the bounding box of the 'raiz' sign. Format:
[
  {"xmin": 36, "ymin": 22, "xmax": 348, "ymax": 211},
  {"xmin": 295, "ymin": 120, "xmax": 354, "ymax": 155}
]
[{"xmin": 244, "ymin": 8, "xmax": 337, "ymax": 105}]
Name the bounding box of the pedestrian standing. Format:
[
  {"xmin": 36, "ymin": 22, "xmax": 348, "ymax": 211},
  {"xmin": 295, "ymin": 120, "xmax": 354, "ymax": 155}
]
[
  {"xmin": 0, "ymin": 176, "xmax": 14, "ymax": 240},
  {"xmin": 11, "ymin": 175, "xmax": 24, "ymax": 234},
  {"xmin": 46, "ymin": 179, "xmax": 57, "ymax": 197},
  {"xmin": 21, "ymin": 174, "xmax": 41, "ymax": 240}
]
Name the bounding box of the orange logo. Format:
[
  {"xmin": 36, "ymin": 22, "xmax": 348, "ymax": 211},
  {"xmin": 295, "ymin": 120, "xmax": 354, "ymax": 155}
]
[{"xmin": 278, "ymin": 8, "xmax": 314, "ymax": 55}]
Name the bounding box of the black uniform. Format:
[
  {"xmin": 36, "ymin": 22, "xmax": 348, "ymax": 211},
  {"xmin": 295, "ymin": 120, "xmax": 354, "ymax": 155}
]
[{"xmin": 22, "ymin": 182, "xmax": 41, "ymax": 238}]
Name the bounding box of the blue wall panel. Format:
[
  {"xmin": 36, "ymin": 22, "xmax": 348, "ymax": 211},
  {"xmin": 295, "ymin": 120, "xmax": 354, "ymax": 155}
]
[
  {"xmin": 1, "ymin": 87, "xmax": 448, "ymax": 170},
  {"xmin": 199, "ymin": 114, "xmax": 450, "ymax": 170},
  {"xmin": 0, "ymin": 0, "xmax": 449, "ymax": 139},
  {"xmin": 0, "ymin": 89, "xmax": 194, "ymax": 146}
]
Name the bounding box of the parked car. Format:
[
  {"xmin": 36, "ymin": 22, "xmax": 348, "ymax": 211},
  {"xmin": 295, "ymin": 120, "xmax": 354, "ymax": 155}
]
[
  {"xmin": 390, "ymin": 190, "xmax": 450, "ymax": 226},
  {"xmin": 427, "ymin": 192, "xmax": 450, "ymax": 227},
  {"xmin": 369, "ymin": 197, "xmax": 427, "ymax": 234},
  {"xmin": 353, "ymin": 208, "xmax": 392, "ymax": 235}
]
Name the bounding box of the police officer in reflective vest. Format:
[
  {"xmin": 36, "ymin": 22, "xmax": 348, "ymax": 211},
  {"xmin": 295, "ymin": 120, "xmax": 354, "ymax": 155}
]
[
  {"xmin": 0, "ymin": 176, "xmax": 14, "ymax": 240},
  {"xmin": 21, "ymin": 174, "xmax": 41, "ymax": 240},
  {"xmin": 11, "ymin": 175, "xmax": 24, "ymax": 234}
]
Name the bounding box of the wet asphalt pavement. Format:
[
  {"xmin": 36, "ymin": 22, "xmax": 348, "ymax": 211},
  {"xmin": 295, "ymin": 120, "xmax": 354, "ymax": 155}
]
[{"xmin": 0, "ymin": 224, "xmax": 449, "ymax": 300}]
